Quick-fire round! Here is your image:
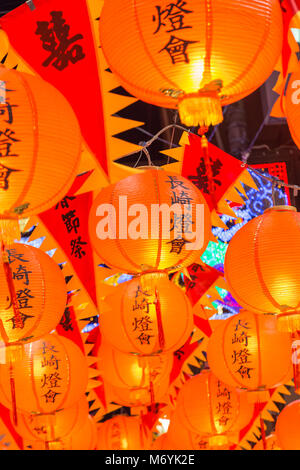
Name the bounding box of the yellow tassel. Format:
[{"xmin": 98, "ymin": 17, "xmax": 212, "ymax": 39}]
[
  {"xmin": 178, "ymin": 92, "xmax": 223, "ymax": 128},
  {"xmin": 208, "ymin": 434, "xmax": 228, "ymax": 448},
  {"xmin": 277, "ymin": 312, "xmax": 300, "ymax": 333}
]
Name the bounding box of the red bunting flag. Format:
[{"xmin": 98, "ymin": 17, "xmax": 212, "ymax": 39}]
[
  {"xmin": 39, "ymin": 180, "xmax": 97, "ymax": 306},
  {"xmin": 181, "ymin": 133, "xmax": 244, "ymax": 211},
  {"xmin": 184, "ymin": 262, "xmax": 222, "ymax": 307},
  {"xmin": 0, "ymin": 0, "xmax": 108, "ymax": 173}
]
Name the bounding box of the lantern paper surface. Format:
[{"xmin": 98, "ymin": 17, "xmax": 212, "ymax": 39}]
[
  {"xmin": 89, "ymin": 169, "xmax": 211, "ymax": 274},
  {"xmin": 207, "ymin": 311, "xmax": 292, "ymax": 390},
  {"xmin": 100, "ymin": 272, "xmax": 193, "ymax": 355},
  {"xmin": 0, "ymin": 67, "xmax": 81, "ymax": 218},
  {"xmin": 0, "ymin": 243, "xmax": 67, "ymax": 344},
  {"xmin": 0, "ymin": 334, "xmax": 88, "ymax": 414}
]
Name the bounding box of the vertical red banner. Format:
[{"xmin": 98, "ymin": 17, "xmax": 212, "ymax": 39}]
[{"xmin": 1, "ymin": 0, "xmax": 108, "ymax": 173}]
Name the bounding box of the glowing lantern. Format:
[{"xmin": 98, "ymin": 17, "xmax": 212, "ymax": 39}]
[
  {"xmin": 98, "ymin": 340, "xmax": 172, "ymax": 390},
  {"xmin": 0, "ymin": 334, "xmax": 88, "ymax": 414},
  {"xmin": 97, "ymin": 416, "xmax": 151, "ymax": 450},
  {"xmin": 253, "ymin": 433, "xmax": 281, "ymax": 451},
  {"xmin": 0, "ymin": 67, "xmax": 81, "ymax": 240},
  {"xmin": 99, "ymin": 0, "xmax": 282, "ymax": 128},
  {"xmin": 207, "ymin": 311, "xmax": 292, "ymax": 396},
  {"xmin": 0, "ymin": 243, "xmax": 67, "ymax": 345},
  {"xmin": 275, "ymin": 400, "xmax": 300, "ymax": 450},
  {"xmin": 224, "ymin": 206, "xmax": 300, "ymax": 332},
  {"xmin": 100, "ymin": 272, "xmax": 193, "ymax": 355},
  {"xmin": 12, "ymin": 397, "xmax": 89, "ymax": 445},
  {"xmin": 173, "ymin": 370, "xmax": 253, "ymax": 446},
  {"xmin": 89, "ymin": 169, "xmax": 211, "ymax": 274}
]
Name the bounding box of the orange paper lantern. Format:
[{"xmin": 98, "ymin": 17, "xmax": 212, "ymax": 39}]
[
  {"xmin": 100, "ymin": 272, "xmax": 193, "ymax": 355},
  {"xmin": 98, "ymin": 339, "xmax": 172, "ymax": 390},
  {"xmin": 100, "ymin": 0, "xmax": 282, "ymax": 127},
  {"xmin": 0, "ymin": 334, "xmax": 88, "ymax": 414},
  {"xmin": 207, "ymin": 311, "xmax": 292, "ymax": 394},
  {"xmin": 275, "ymin": 400, "xmax": 300, "ymax": 450},
  {"xmin": 174, "ymin": 370, "xmax": 253, "ymax": 444},
  {"xmin": 97, "ymin": 416, "xmax": 151, "ymax": 450},
  {"xmin": 12, "ymin": 397, "xmax": 89, "ymax": 444},
  {"xmin": 224, "ymin": 206, "xmax": 300, "ymax": 332},
  {"xmin": 0, "ymin": 243, "xmax": 67, "ymax": 345},
  {"xmin": 0, "ymin": 67, "xmax": 81, "ymax": 237},
  {"xmin": 89, "ymin": 169, "xmax": 211, "ymax": 274}
]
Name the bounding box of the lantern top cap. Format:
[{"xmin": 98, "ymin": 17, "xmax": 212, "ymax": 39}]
[
  {"xmin": 137, "ymin": 166, "xmax": 164, "ymax": 171},
  {"xmin": 264, "ymin": 205, "xmax": 297, "ymax": 214}
]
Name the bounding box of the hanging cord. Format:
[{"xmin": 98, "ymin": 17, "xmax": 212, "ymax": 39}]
[{"xmin": 126, "ymin": 122, "xmax": 300, "ymax": 195}]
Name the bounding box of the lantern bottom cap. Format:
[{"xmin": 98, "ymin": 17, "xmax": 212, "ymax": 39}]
[
  {"xmin": 177, "ymin": 92, "xmax": 223, "ymax": 128},
  {"xmin": 277, "ymin": 311, "xmax": 300, "ymax": 333}
]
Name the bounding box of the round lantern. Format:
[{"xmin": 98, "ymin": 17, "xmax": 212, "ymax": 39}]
[
  {"xmin": 97, "ymin": 416, "xmax": 151, "ymax": 450},
  {"xmin": 0, "ymin": 242, "xmax": 67, "ymax": 345},
  {"xmin": 174, "ymin": 370, "xmax": 253, "ymax": 445},
  {"xmin": 275, "ymin": 400, "xmax": 300, "ymax": 450},
  {"xmin": 100, "ymin": 272, "xmax": 193, "ymax": 355},
  {"xmin": 224, "ymin": 206, "xmax": 300, "ymax": 332},
  {"xmin": 89, "ymin": 168, "xmax": 211, "ymax": 274},
  {"xmin": 99, "ymin": 0, "xmax": 282, "ymax": 127},
  {"xmin": 98, "ymin": 339, "xmax": 173, "ymax": 390},
  {"xmin": 207, "ymin": 311, "xmax": 292, "ymax": 394},
  {"xmin": 0, "ymin": 334, "xmax": 88, "ymax": 414},
  {"xmin": 0, "ymin": 67, "xmax": 81, "ymax": 235},
  {"xmin": 285, "ymin": 65, "xmax": 300, "ymax": 150},
  {"xmin": 12, "ymin": 397, "xmax": 89, "ymax": 445}
]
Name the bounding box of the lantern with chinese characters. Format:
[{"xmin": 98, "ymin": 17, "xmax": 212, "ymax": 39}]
[
  {"xmin": 0, "ymin": 67, "xmax": 81, "ymax": 241},
  {"xmin": 89, "ymin": 169, "xmax": 211, "ymax": 274},
  {"xmin": 99, "ymin": 0, "xmax": 282, "ymax": 128},
  {"xmin": 0, "ymin": 334, "xmax": 88, "ymax": 414},
  {"xmin": 207, "ymin": 311, "xmax": 292, "ymax": 398},
  {"xmin": 224, "ymin": 206, "xmax": 300, "ymax": 332},
  {"xmin": 173, "ymin": 370, "xmax": 253, "ymax": 447},
  {"xmin": 100, "ymin": 272, "xmax": 193, "ymax": 355},
  {"xmin": 12, "ymin": 397, "xmax": 89, "ymax": 446},
  {"xmin": 98, "ymin": 340, "xmax": 172, "ymax": 390},
  {"xmin": 97, "ymin": 416, "xmax": 151, "ymax": 450},
  {"xmin": 0, "ymin": 243, "xmax": 67, "ymax": 345}
]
